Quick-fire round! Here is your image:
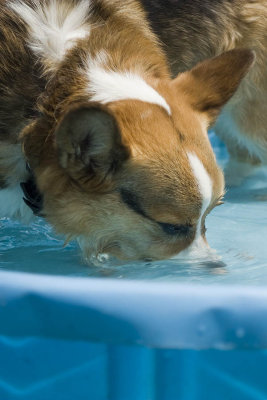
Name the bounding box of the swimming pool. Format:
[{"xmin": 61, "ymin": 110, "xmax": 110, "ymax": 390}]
[{"xmin": 0, "ymin": 134, "xmax": 267, "ymax": 399}]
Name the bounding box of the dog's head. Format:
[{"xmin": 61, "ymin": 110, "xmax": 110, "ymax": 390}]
[{"xmin": 22, "ymin": 49, "xmax": 254, "ymax": 263}]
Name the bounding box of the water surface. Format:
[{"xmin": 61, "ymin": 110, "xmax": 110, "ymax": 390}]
[{"xmin": 1, "ymin": 134, "xmax": 267, "ymax": 285}]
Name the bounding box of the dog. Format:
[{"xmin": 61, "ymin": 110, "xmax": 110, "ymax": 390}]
[{"xmin": 0, "ymin": 0, "xmax": 260, "ymax": 263}]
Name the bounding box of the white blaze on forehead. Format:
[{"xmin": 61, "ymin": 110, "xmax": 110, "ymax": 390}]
[
  {"xmin": 172, "ymin": 153, "xmax": 213, "ymax": 260},
  {"xmin": 9, "ymin": 0, "xmax": 91, "ymax": 63},
  {"xmin": 187, "ymin": 152, "xmax": 213, "ymax": 236},
  {"xmin": 86, "ymin": 56, "xmax": 171, "ymax": 114}
]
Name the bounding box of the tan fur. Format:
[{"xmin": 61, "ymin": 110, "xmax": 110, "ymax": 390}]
[
  {"xmin": 211, "ymin": 2, "xmax": 267, "ymax": 165},
  {"xmin": 149, "ymin": 0, "xmax": 267, "ymax": 165},
  {"xmin": 0, "ymin": 0, "xmax": 257, "ymax": 262},
  {"xmin": 21, "ymin": 48, "xmax": 251, "ymax": 261}
]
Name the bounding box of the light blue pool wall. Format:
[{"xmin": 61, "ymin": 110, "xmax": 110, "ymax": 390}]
[{"xmin": 1, "ymin": 336, "xmax": 267, "ymax": 400}]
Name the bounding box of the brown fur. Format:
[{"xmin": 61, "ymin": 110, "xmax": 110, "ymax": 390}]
[
  {"xmin": 141, "ymin": 0, "xmax": 267, "ymax": 167},
  {"xmin": 0, "ymin": 0, "xmax": 256, "ymax": 262}
]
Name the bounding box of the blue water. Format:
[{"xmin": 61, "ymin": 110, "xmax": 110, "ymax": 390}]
[{"xmin": 1, "ymin": 133, "xmax": 267, "ymax": 284}]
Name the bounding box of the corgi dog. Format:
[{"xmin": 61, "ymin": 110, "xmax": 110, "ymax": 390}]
[{"xmin": 0, "ymin": 0, "xmax": 258, "ymax": 263}]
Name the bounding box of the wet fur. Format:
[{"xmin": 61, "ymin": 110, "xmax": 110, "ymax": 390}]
[{"xmin": 0, "ymin": 0, "xmax": 258, "ymax": 261}]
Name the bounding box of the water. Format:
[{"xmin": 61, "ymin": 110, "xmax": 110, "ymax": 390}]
[{"xmin": 0, "ymin": 133, "xmax": 267, "ymax": 285}]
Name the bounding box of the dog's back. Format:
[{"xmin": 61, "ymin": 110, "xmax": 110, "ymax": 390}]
[{"xmin": 140, "ymin": 0, "xmax": 241, "ymax": 74}]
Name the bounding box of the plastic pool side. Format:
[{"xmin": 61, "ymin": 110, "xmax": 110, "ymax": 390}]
[{"xmin": 0, "ymin": 270, "xmax": 267, "ymax": 400}]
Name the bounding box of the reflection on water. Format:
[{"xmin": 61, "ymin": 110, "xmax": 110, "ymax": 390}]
[{"xmin": 0, "ymin": 134, "xmax": 267, "ymax": 285}]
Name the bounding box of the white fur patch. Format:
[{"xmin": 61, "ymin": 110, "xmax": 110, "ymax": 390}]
[
  {"xmin": 86, "ymin": 56, "xmax": 171, "ymax": 114},
  {"xmin": 174, "ymin": 152, "xmax": 213, "ymax": 258},
  {"xmin": 171, "ymin": 154, "xmax": 214, "ymax": 261},
  {"xmin": 173, "ymin": 235, "xmax": 217, "ymax": 260},
  {"xmin": 9, "ymin": 0, "xmax": 91, "ymax": 63},
  {"xmin": 0, "ymin": 185, "xmax": 34, "ymax": 224},
  {"xmin": 187, "ymin": 152, "xmax": 213, "ymax": 237}
]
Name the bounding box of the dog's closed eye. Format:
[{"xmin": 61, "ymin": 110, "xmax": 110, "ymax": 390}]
[{"xmin": 158, "ymin": 222, "xmax": 193, "ymax": 236}]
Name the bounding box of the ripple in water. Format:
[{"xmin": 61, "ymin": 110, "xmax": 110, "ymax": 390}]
[{"xmin": 1, "ymin": 135, "xmax": 267, "ymax": 285}]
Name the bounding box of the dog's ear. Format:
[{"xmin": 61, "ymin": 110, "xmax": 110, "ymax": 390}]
[
  {"xmin": 173, "ymin": 49, "xmax": 255, "ymax": 123},
  {"xmin": 55, "ymin": 103, "xmax": 129, "ymax": 181}
]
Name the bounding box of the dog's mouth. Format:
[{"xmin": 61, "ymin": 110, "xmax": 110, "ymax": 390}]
[
  {"xmin": 77, "ymin": 232, "xmax": 222, "ymax": 268},
  {"xmin": 89, "ymin": 252, "xmax": 125, "ymax": 267},
  {"xmin": 85, "ymin": 248, "xmax": 224, "ymax": 270},
  {"xmin": 77, "ymin": 237, "xmax": 128, "ymax": 266},
  {"xmin": 77, "ymin": 235, "xmax": 159, "ymax": 266}
]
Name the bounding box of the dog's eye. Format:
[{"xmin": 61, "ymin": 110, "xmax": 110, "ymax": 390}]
[{"xmin": 158, "ymin": 222, "xmax": 192, "ymax": 236}]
